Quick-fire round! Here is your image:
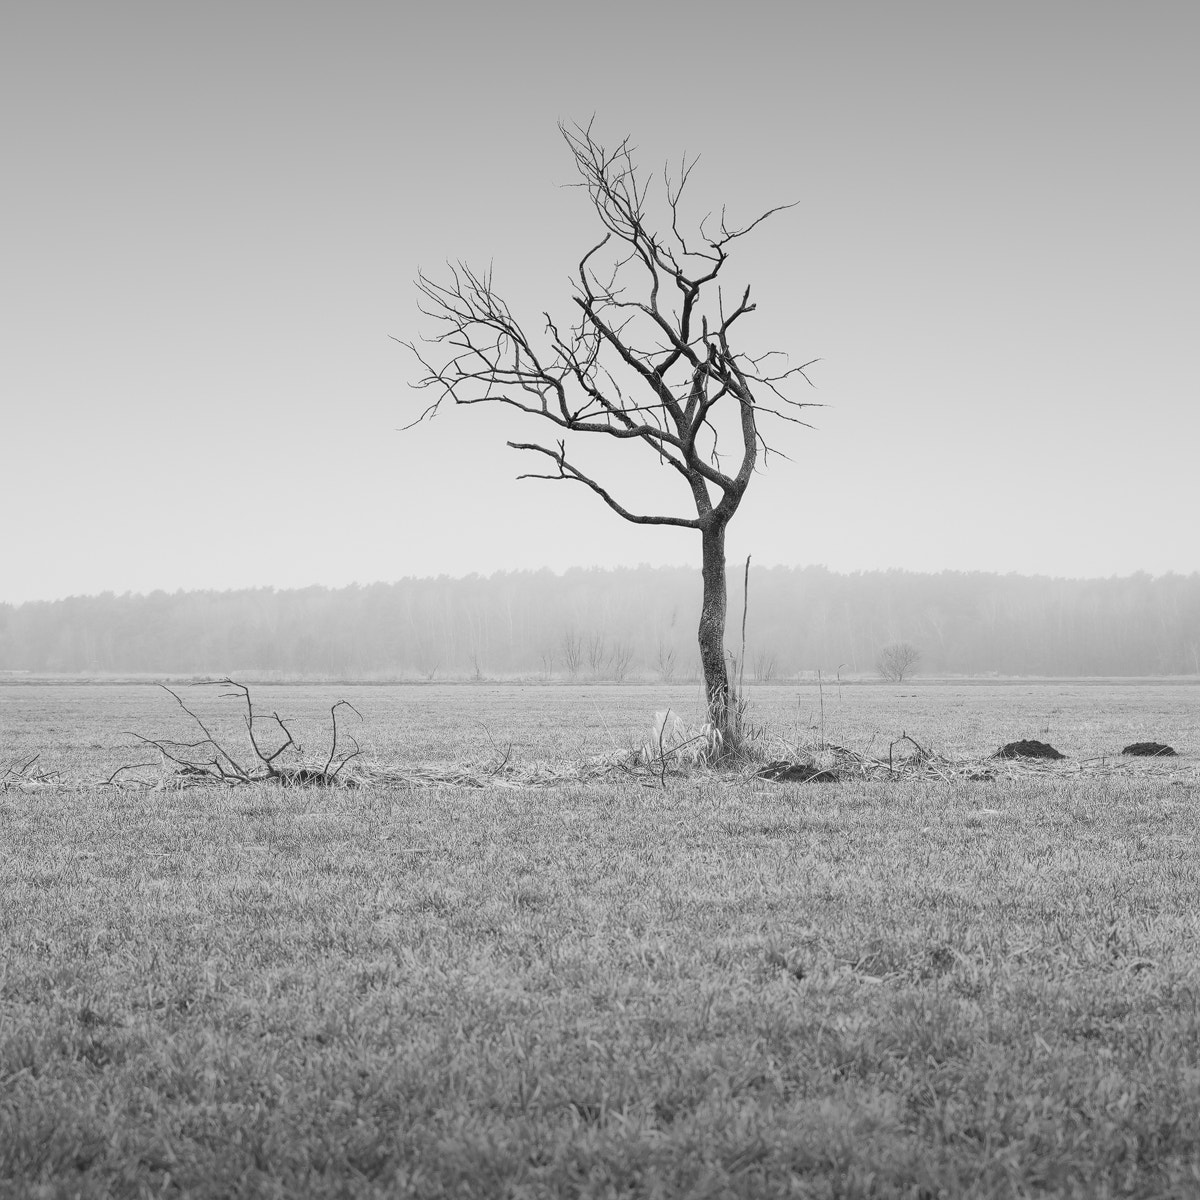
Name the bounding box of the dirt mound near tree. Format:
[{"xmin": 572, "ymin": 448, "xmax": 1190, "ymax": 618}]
[
  {"xmin": 994, "ymin": 740, "xmax": 1065, "ymax": 760},
  {"xmin": 1121, "ymin": 742, "xmax": 1177, "ymax": 757},
  {"xmin": 757, "ymin": 761, "xmax": 840, "ymax": 783}
]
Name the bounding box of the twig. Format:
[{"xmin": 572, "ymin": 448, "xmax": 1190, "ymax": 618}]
[
  {"xmin": 657, "ymin": 707, "xmax": 670, "ymax": 789},
  {"xmin": 1, "ymin": 753, "xmax": 61, "ymax": 790},
  {"xmin": 103, "ymin": 762, "xmax": 159, "ymax": 786},
  {"xmin": 324, "ymin": 699, "xmax": 364, "ymax": 778},
  {"xmin": 472, "ymin": 718, "xmax": 513, "ymax": 776},
  {"xmin": 818, "ymin": 669, "xmax": 825, "ymax": 750},
  {"xmin": 217, "ymin": 679, "xmax": 297, "ymax": 775},
  {"xmin": 887, "ymin": 731, "xmax": 931, "ymax": 774},
  {"xmin": 158, "ymin": 683, "xmax": 250, "ymax": 780}
]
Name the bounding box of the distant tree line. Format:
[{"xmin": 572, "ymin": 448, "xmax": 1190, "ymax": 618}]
[{"xmin": 1, "ymin": 567, "xmax": 1197, "ymax": 679}]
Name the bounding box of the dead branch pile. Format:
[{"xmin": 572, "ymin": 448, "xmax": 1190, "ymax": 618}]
[
  {"xmin": 111, "ymin": 680, "xmax": 363, "ymax": 789},
  {"xmin": 98, "ymin": 681, "xmax": 654, "ymax": 791}
]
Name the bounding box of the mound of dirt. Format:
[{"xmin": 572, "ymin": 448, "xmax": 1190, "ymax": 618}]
[
  {"xmin": 1121, "ymin": 742, "xmax": 1177, "ymax": 757},
  {"xmin": 273, "ymin": 766, "xmax": 360, "ymax": 786},
  {"xmin": 757, "ymin": 761, "xmax": 840, "ymax": 783},
  {"xmin": 994, "ymin": 740, "xmax": 1065, "ymax": 761}
]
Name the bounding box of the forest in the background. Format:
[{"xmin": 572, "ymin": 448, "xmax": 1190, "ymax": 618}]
[{"xmin": 1, "ymin": 567, "xmax": 1198, "ymax": 680}]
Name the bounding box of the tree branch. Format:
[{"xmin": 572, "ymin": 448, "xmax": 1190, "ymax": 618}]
[
  {"xmin": 508, "ymin": 440, "xmax": 701, "ymax": 528},
  {"xmin": 404, "ymin": 121, "xmax": 814, "ymax": 534}
]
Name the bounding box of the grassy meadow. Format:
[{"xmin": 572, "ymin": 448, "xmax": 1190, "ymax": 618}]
[{"xmin": 2, "ymin": 680, "xmax": 1199, "ymax": 1198}]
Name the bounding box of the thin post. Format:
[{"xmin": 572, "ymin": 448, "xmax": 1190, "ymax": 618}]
[{"xmin": 738, "ymin": 554, "xmax": 750, "ymax": 700}]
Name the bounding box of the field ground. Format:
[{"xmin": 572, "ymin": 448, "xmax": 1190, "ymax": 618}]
[
  {"xmin": 2, "ymin": 682, "xmax": 1199, "ymax": 1197},
  {"xmin": 3, "ymin": 679, "xmax": 1198, "ymax": 780}
]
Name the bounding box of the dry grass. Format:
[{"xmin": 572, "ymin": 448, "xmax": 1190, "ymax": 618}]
[
  {"xmin": 4, "ymin": 681, "xmax": 1195, "ymax": 796},
  {"xmin": 2, "ymin": 680, "xmax": 1199, "ymax": 1197}
]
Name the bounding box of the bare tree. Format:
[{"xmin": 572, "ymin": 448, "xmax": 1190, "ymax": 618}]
[
  {"xmin": 654, "ymin": 639, "xmax": 678, "ymax": 682},
  {"xmin": 411, "ymin": 639, "xmax": 439, "ymax": 682},
  {"xmin": 560, "ymin": 628, "xmax": 583, "ymax": 677},
  {"xmin": 877, "ymin": 642, "xmax": 921, "ymax": 683},
  {"xmin": 404, "ymin": 122, "xmax": 816, "ymax": 737},
  {"xmin": 610, "ymin": 640, "xmax": 635, "ymax": 683},
  {"xmin": 586, "ymin": 632, "xmax": 609, "ymax": 679},
  {"xmin": 752, "ymin": 650, "xmax": 777, "ymax": 682}
]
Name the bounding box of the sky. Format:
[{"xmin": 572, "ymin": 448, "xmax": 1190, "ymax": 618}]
[{"xmin": 2, "ymin": 0, "xmax": 1197, "ymax": 605}]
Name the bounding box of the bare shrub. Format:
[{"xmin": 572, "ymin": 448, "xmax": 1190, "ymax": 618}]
[
  {"xmin": 561, "ymin": 629, "xmax": 583, "ymax": 678},
  {"xmin": 752, "ymin": 651, "xmax": 777, "ymax": 682},
  {"xmin": 877, "ymin": 642, "xmax": 921, "ymax": 683},
  {"xmin": 586, "ymin": 633, "xmax": 609, "ymax": 679},
  {"xmin": 655, "ymin": 641, "xmax": 678, "ymax": 682},
  {"xmin": 610, "ymin": 642, "xmax": 634, "ymax": 683}
]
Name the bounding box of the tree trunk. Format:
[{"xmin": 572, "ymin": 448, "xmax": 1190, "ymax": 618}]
[{"xmin": 698, "ymin": 519, "xmax": 730, "ymax": 732}]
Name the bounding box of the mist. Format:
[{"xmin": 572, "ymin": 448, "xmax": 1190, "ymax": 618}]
[{"xmin": 4, "ymin": 566, "xmax": 1197, "ymax": 680}]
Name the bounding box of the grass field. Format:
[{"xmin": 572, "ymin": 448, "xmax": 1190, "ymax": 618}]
[{"xmin": 2, "ymin": 680, "xmax": 1199, "ymax": 1197}]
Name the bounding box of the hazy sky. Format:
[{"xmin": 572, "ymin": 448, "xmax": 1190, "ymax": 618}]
[{"xmin": 3, "ymin": 1, "xmax": 1196, "ymax": 605}]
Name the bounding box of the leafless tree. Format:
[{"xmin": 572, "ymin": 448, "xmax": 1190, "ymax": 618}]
[
  {"xmin": 404, "ymin": 122, "xmax": 817, "ymax": 737},
  {"xmin": 752, "ymin": 650, "xmax": 777, "ymax": 682},
  {"xmin": 561, "ymin": 628, "xmax": 583, "ymax": 677},
  {"xmin": 412, "ymin": 649, "xmax": 439, "ymax": 682},
  {"xmin": 877, "ymin": 641, "xmax": 921, "ymax": 683},
  {"xmin": 610, "ymin": 640, "xmax": 635, "ymax": 683},
  {"xmin": 586, "ymin": 632, "xmax": 609, "ymax": 679},
  {"xmin": 654, "ymin": 640, "xmax": 678, "ymax": 682}
]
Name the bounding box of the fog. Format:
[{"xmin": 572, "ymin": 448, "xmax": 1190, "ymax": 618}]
[{"xmin": 3, "ymin": 566, "xmax": 1197, "ymax": 679}]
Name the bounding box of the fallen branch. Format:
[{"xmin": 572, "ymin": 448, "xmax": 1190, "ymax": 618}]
[
  {"xmin": 470, "ymin": 719, "xmax": 513, "ymax": 777},
  {"xmin": 324, "ymin": 700, "xmax": 364, "ymax": 780}
]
